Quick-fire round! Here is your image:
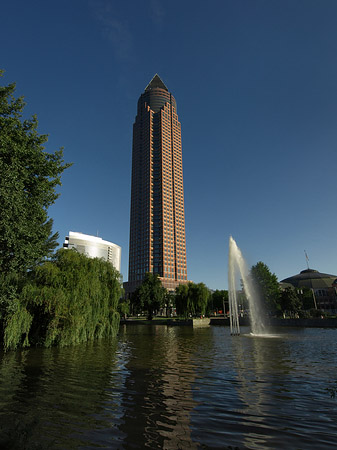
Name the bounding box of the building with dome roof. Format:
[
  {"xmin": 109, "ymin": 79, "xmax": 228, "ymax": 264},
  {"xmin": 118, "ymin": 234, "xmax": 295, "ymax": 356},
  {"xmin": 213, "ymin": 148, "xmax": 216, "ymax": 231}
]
[{"xmin": 281, "ymin": 269, "xmax": 337, "ymax": 312}]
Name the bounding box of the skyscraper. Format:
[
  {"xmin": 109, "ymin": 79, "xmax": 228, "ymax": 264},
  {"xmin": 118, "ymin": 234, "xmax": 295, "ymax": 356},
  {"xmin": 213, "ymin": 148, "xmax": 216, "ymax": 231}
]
[{"xmin": 125, "ymin": 74, "xmax": 188, "ymax": 293}]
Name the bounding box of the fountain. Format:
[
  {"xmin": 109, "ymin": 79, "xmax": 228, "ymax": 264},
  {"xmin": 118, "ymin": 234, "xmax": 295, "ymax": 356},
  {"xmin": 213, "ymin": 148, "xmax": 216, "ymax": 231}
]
[{"xmin": 228, "ymin": 236, "xmax": 267, "ymax": 336}]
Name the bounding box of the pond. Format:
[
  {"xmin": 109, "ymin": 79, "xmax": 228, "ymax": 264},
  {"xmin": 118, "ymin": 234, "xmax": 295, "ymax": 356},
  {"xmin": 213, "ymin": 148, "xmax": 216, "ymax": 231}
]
[{"xmin": 1, "ymin": 325, "xmax": 337, "ymax": 449}]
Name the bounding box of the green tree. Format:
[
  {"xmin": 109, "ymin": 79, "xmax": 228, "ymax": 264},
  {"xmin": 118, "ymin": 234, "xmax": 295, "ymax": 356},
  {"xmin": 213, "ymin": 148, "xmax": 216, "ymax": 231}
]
[
  {"xmin": 280, "ymin": 287, "xmax": 303, "ymax": 317},
  {"xmin": 133, "ymin": 273, "xmax": 166, "ymax": 320},
  {"xmin": 175, "ymin": 283, "xmax": 190, "ymax": 317},
  {"xmin": 0, "ymin": 72, "xmax": 71, "ymax": 276},
  {"xmin": 190, "ymin": 283, "xmax": 210, "ymax": 316},
  {"xmin": 210, "ymin": 289, "xmax": 228, "ymax": 314},
  {"xmin": 175, "ymin": 282, "xmax": 210, "ymax": 318},
  {"xmin": 250, "ymin": 261, "xmax": 281, "ymax": 315},
  {"xmin": 3, "ymin": 249, "xmax": 122, "ymax": 350},
  {"xmin": 298, "ymin": 287, "xmax": 317, "ymax": 311},
  {"xmin": 118, "ymin": 297, "xmax": 130, "ymax": 319},
  {"xmin": 164, "ymin": 290, "xmax": 175, "ymax": 317}
]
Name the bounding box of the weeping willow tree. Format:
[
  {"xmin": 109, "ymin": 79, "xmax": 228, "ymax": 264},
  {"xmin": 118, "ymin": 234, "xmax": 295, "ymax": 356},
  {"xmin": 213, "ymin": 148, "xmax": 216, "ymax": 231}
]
[
  {"xmin": 175, "ymin": 282, "xmax": 210, "ymax": 318},
  {"xmin": 3, "ymin": 249, "xmax": 122, "ymax": 350}
]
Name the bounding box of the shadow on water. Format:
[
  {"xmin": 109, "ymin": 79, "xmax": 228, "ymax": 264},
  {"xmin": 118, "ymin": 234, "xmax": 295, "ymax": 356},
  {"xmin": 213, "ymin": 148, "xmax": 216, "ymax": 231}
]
[{"xmin": 0, "ymin": 338, "xmax": 123, "ymax": 449}]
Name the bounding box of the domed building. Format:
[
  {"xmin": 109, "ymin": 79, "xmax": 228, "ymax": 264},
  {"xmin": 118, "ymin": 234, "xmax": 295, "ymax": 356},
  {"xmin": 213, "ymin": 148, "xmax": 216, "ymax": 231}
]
[{"xmin": 281, "ymin": 269, "xmax": 337, "ymax": 312}]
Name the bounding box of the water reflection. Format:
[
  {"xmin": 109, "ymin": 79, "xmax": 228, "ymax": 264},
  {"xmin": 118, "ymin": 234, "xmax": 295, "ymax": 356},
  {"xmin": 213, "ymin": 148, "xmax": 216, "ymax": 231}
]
[
  {"xmin": 0, "ymin": 339, "xmax": 125, "ymax": 448},
  {"xmin": 223, "ymin": 327, "xmax": 337, "ymax": 450},
  {"xmin": 118, "ymin": 325, "xmax": 198, "ymax": 449},
  {"xmin": 1, "ymin": 326, "xmax": 337, "ymax": 449},
  {"xmin": 230, "ymin": 331, "xmax": 293, "ymax": 449}
]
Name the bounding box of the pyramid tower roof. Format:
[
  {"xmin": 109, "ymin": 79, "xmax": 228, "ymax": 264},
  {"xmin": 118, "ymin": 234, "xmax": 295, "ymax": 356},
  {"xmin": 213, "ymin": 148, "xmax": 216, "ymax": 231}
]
[{"xmin": 145, "ymin": 74, "xmax": 168, "ymax": 92}]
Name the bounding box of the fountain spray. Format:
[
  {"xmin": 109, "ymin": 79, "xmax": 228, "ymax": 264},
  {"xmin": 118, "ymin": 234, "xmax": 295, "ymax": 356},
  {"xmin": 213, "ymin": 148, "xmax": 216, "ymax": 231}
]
[{"xmin": 228, "ymin": 236, "xmax": 267, "ymax": 335}]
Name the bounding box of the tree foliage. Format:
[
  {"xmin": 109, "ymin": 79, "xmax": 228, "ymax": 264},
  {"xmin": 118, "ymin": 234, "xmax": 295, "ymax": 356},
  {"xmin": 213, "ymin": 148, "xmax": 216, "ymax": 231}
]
[
  {"xmin": 298, "ymin": 287, "xmax": 317, "ymax": 311},
  {"xmin": 175, "ymin": 283, "xmax": 190, "ymax": 317},
  {"xmin": 118, "ymin": 297, "xmax": 130, "ymax": 319},
  {"xmin": 3, "ymin": 249, "xmax": 122, "ymax": 350},
  {"xmin": 250, "ymin": 261, "xmax": 281, "ymax": 314},
  {"xmin": 280, "ymin": 287, "xmax": 303, "ymax": 316},
  {"xmin": 210, "ymin": 289, "xmax": 228, "ymax": 313},
  {"xmin": 132, "ymin": 273, "xmax": 166, "ymax": 320},
  {"xmin": 0, "ymin": 72, "xmax": 71, "ymax": 275},
  {"xmin": 190, "ymin": 283, "xmax": 210, "ymax": 316},
  {"xmin": 175, "ymin": 282, "xmax": 210, "ymax": 318}
]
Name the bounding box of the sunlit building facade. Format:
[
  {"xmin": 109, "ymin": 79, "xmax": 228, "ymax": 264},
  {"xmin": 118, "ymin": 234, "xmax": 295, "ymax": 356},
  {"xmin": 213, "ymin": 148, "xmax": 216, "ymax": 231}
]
[
  {"xmin": 63, "ymin": 231, "xmax": 121, "ymax": 272},
  {"xmin": 125, "ymin": 74, "xmax": 188, "ymax": 293}
]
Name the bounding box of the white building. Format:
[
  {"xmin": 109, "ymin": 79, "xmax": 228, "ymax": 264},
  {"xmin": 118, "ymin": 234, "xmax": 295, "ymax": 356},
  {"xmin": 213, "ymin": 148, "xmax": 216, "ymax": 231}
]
[{"xmin": 63, "ymin": 232, "xmax": 121, "ymax": 272}]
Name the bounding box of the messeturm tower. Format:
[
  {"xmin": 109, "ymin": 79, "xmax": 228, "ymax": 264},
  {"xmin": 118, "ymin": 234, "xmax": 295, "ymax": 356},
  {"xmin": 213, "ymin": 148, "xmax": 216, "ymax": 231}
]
[{"xmin": 125, "ymin": 74, "xmax": 188, "ymax": 293}]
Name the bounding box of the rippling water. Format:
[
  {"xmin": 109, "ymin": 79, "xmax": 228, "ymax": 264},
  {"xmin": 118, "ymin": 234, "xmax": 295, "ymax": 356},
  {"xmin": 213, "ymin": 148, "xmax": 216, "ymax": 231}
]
[{"xmin": 1, "ymin": 325, "xmax": 337, "ymax": 449}]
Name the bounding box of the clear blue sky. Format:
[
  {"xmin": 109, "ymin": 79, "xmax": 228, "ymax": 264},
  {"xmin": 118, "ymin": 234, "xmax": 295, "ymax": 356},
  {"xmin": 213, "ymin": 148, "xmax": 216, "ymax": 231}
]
[{"xmin": 2, "ymin": 0, "xmax": 337, "ymax": 289}]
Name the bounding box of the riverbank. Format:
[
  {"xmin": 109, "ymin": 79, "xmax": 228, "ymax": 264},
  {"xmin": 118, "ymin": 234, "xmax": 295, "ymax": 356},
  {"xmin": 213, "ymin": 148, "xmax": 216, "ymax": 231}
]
[
  {"xmin": 120, "ymin": 317, "xmax": 210, "ymax": 327},
  {"xmin": 121, "ymin": 317, "xmax": 337, "ymax": 328},
  {"xmin": 210, "ymin": 317, "xmax": 337, "ymax": 328}
]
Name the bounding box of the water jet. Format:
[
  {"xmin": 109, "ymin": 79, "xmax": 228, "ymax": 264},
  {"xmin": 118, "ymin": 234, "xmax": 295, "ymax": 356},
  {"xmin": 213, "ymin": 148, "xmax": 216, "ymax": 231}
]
[{"xmin": 228, "ymin": 236, "xmax": 267, "ymax": 336}]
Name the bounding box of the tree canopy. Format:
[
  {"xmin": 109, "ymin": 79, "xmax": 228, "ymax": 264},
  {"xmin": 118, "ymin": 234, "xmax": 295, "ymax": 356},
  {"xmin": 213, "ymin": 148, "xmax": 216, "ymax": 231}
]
[
  {"xmin": 210, "ymin": 289, "xmax": 228, "ymax": 314},
  {"xmin": 0, "ymin": 72, "xmax": 76, "ymax": 350},
  {"xmin": 132, "ymin": 273, "xmax": 166, "ymax": 320},
  {"xmin": 175, "ymin": 283, "xmax": 190, "ymax": 317},
  {"xmin": 0, "ymin": 72, "xmax": 71, "ymax": 275},
  {"xmin": 4, "ymin": 249, "xmax": 122, "ymax": 350},
  {"xmin": 250, "ymin": 261, "xmax": 281, "ymax": 314},
  {"xmin": 175, "ymin": 282, "xmax": 210, "ymax": 318},
  {"xmin": 280, "ymin": 287, "xmax": 302, "ymax": 316}
]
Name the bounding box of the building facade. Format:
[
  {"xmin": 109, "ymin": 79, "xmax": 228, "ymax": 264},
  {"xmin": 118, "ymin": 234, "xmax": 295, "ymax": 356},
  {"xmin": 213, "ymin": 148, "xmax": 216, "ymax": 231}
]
[
  {"xmin": 281, "ymin": 268, "xmax": 337, "ymax": 312},
  {"xmin": 125, "ymin": 74, "xmax": 188, "ymax": 293},
  {"xmin": 63, "ymin": 231, "xmax": 121, "ymax": 272}
]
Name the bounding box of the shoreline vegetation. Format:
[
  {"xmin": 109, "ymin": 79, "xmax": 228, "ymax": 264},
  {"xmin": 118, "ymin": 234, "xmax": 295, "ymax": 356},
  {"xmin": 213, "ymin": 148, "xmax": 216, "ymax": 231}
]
[
  {"xmin": 1, "ymin": 249, "xmax": 122, "ymax": 351},
  {"xmin": 121, "ymin": 316, "xmax": 337, "ymax": 328}
]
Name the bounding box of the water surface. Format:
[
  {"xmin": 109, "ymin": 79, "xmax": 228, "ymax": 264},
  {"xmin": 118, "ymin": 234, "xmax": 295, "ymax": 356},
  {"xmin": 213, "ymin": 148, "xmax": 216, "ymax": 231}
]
[{"xmin": 1, "ymin": 325, "xmax": 337, "ymax": 449}]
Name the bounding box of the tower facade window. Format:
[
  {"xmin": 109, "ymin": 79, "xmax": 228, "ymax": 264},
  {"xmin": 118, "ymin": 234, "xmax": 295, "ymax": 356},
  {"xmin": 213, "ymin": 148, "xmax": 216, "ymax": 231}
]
[{"xmin": 125, "ymin": 74, "xmax": 188, "ymax": 293}]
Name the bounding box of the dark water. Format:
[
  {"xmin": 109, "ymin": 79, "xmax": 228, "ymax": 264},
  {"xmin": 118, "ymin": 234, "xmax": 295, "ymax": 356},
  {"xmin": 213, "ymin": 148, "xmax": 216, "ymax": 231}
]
[{"xmin": 1, "ymin": 325, "xmax": 337, "ymax": 449}]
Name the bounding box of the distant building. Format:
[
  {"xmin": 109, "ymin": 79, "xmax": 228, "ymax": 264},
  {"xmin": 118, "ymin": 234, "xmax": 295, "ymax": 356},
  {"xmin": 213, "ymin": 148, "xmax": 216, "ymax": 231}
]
[
  {"xmin": 281, "ymin": 268, "xmax": 337, "ymax": 312},
  {"xmin": 63, "ymin": 232, "xmax": 121, "ymax": 272},
  {"xmin": 124, "ymin": 74, "xmax": 188, "ymax": 294}
]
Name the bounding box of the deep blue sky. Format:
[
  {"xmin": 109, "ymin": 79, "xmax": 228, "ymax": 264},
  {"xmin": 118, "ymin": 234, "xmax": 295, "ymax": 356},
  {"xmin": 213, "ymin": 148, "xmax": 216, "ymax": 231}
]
[{"xmin": 2, "ymin": 0, "xmax": 337, "ymax": 289}]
